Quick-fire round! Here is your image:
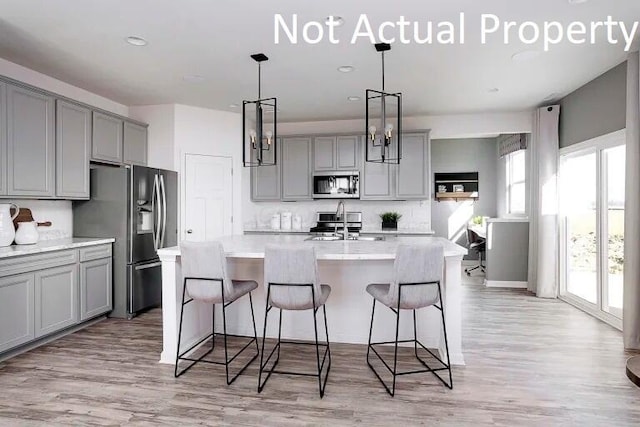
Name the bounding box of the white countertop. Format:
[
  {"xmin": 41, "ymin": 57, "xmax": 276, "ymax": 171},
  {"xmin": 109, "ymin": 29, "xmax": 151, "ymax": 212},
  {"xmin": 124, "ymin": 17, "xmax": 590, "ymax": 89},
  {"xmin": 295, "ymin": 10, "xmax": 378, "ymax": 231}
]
[
  {"xmin": 244, "ymin": 228, "xmax": 435, "ymax": 236},
  {"xmin": 159, "ymin": 234, "xmax": 466, "ymax": 261},
  {"xmin": 486, "ymin": 217, "xmax": 529, "ymax": 223},
  {"xmin": 0, "ymin": 237, "xmax": 115, "ymax": 259}
]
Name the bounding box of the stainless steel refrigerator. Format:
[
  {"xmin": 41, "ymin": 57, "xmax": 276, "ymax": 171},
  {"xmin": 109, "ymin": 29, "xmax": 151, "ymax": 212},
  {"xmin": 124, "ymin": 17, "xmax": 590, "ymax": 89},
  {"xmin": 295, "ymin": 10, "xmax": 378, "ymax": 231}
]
[{"xmin": 73, "ymin": 164, "xmax": 178, "ymax": 319}]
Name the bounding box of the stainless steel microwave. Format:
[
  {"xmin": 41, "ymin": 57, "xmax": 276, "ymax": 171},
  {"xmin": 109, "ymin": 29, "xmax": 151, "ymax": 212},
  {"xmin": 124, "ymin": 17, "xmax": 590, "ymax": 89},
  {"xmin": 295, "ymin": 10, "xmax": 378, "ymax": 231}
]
[{"xmin": 312, "ymin": 171, "xmax": 360, "ymax": 199}]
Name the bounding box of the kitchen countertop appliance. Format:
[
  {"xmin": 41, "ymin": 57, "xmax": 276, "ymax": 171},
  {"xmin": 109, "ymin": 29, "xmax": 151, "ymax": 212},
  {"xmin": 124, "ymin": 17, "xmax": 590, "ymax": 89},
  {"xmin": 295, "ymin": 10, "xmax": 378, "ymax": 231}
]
[
  {"xmin": 312, "ymin": 171, "xmax": 360, "ymax": 199},
  {"xmin": 73, "ymin": 164, "xmax": 178, "ymax": 319}
]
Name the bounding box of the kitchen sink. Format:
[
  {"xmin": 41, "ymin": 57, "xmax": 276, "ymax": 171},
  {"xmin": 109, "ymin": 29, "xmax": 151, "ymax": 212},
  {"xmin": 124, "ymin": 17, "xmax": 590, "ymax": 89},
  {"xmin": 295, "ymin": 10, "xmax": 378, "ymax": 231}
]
[
  {"xmin": 305, "ymin": 235, "xmax": 385, "ymax": 242},
  {"xmin": 351, "ymin": 236, "xmax": 385, "ymax": 241},
  {"xmin": 306, "ymin": 236, "xmax": 342, "ymax": 241}
]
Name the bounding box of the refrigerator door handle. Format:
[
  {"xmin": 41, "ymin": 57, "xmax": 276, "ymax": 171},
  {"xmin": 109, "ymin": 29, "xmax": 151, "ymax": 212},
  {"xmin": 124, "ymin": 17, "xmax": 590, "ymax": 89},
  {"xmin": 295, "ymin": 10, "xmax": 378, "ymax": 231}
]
[
  {"xmin": 160, "ymin": 174, "xmax": 167, "ymax": 248},
  {"xmin": 135, "ymin": 261, "xmax": 162, "ymax": 270},
  {"xmin": 152, "ymin": 174, "xmax": 160, "ymax": 251}
]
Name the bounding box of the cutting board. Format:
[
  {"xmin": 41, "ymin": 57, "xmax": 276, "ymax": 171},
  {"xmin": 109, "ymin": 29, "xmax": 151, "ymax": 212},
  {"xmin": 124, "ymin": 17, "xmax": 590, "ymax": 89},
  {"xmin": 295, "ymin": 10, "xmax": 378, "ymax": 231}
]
[{"xmin": 9, "ymin": 207, "xmax": 52, "ymax": 229}]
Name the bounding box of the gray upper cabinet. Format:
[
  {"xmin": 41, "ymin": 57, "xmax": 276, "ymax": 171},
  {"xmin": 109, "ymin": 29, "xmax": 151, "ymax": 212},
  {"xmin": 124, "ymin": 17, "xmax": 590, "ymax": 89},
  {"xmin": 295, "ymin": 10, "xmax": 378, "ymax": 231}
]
[
  {"xmin": 123, "ymin": 121, "xmax": 148, "ymax": 166},
  {"xmin": 314, "ymin": 137, "xmax": 335, "ymax": 171},
  {"xmin": 336, "ymin": 136, "xmax": 359, "ymax": 170},
  {"xmin": 0, "ymin": 273, "xmax": 34, "ymax": 353},
  {"xmin": 56, "ymin": 100, "xmax": 91, "ymax": 199},
  {"xmin": 281, "ymin": 137, "xmax": 312, "ymax": 201},
  {"xmin": 396, "ymin": 132, "xmax": 430, "ymax": 200},
  {"xmin": 6, "ymin": 84, "xmax": 55, "ymax": 197},
  {"xmin": 34, "ymin": 264, "xmax": 79, "ymax": 338},
  {"xmin": 0, "ymin": 82, "xmax": 6, "ymax": 196},
  {"xmin": 361, "ymin": 136, "xmax": 393, "ymax": 200},
  {"xmin": 92, "ymin": 111, "xmax": 123, "ymax": 164},
  {"xmin": 251, "ymin": 138, "xmax": 281, "ymax": 201}
]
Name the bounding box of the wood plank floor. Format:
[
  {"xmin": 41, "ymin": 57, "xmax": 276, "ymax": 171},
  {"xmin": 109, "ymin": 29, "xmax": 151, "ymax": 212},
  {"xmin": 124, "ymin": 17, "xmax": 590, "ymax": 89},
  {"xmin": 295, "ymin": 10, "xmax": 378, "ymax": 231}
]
[{"xmin": 1, "ymin": 275, "xmax": 639, "ymax": 426}]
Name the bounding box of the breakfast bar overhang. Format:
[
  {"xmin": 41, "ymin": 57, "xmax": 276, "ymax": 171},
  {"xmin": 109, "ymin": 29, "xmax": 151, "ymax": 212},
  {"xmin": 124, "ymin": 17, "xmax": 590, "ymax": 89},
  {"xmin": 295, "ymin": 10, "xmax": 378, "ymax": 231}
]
[{"xmin": 157, "ymin": 235, "xmax": 468, "ymax": 366}]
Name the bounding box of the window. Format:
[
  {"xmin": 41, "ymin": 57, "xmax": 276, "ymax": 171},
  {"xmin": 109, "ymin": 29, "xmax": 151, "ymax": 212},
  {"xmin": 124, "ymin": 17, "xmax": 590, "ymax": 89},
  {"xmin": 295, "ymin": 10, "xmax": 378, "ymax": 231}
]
[{"xmin": 506, "ymin": 150, "xmax": 526, "ymax": 215}]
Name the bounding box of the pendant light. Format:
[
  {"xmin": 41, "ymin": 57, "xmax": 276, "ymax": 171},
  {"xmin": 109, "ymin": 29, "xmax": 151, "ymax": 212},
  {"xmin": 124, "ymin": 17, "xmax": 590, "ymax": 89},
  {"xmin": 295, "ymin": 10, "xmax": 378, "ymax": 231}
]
[
  {"xmin": 242, "ymin": 53, "xmax": 277, "ymax": 167},
  {"xmin": 365, "ymin": 43, "xmax": 402, "ymax": 164}
]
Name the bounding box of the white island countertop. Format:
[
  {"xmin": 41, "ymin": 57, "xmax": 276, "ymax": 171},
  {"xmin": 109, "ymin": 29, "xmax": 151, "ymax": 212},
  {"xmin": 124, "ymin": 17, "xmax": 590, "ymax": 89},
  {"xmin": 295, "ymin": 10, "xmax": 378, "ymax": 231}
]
[
  {"xmin": 244, "ymin": 228, "xmax": 435, "ymax": 236},
  {"xmin": 159, "ymin": 234, "xmax": 465, "ymax": 260},
  {"xmin": 0, "ymin": 237, "xmax": 116, "ymax": 259}
]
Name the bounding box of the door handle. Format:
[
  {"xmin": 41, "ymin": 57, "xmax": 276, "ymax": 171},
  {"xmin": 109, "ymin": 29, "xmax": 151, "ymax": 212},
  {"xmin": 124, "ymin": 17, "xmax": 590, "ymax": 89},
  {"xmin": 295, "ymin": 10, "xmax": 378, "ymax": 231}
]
[
  {"xmin": 186, "ymin": 229, "xmax": 193, "ymax": 234},
  {"xmin": 135, "ymin": 261, "xmax": 162, "ymax": 270},
  {"xmin": 159, "ymin": 174, "xmax": 167, "ymax": 248},
  {"xmin": 152, "ymin": 175, "xmax": 159, "ymax": 250}
]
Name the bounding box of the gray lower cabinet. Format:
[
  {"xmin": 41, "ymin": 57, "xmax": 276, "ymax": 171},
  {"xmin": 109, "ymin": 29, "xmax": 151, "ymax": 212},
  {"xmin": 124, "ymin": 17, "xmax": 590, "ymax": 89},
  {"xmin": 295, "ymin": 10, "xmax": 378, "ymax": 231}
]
[
  {"xmin": 34, "ymin": 264, "xmax": 78, "ymax": 338},
  {"xmin": 396, "ymin": 132, "xmax": 430, "ymax": 199},
  {"xmin": 123, "ymin": 121, "xmax": 148, "ymax": 166},
  {"xmin": 56, "ymin": 100, "xmax": 91, "ymax": 199},
  {"xmin": 6, "ymin": 84, "xmax": 55, "ymax": 197},
  {"xmin": 0, "ymin": 273, "xmax": 35, "ymax": 353},
  {"xmin": 0, "ymin": 82, "xmax": 6, "ymax": 196},
  {"xmin": 80, "ymin": 257, "xmax": 112, "ymax": 321},
  {"xmin": 251, "ymin": 138, "xmax": 281, "ymax": 201},
  {"xmin": 92, "ymin": 111, "xmax": 123, "ymax": 164},
  {"xmin": 281, "ymin": 137, "xmax": 313, "ymax": 201}
]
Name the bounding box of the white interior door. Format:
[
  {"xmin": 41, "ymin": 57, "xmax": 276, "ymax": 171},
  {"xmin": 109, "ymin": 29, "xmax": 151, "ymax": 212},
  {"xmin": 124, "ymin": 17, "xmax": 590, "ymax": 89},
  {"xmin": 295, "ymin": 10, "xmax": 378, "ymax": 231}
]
[{"xmin": 184, "ymin": 154, "xmax": 233, "ymax": 242}]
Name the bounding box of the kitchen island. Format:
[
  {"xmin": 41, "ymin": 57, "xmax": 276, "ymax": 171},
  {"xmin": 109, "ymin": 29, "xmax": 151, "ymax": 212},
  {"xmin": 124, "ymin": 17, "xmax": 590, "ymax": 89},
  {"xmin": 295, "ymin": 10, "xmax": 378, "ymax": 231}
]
[{"xmin": 158, "ymin": 235, "xmax": 467, "ymax": 365}]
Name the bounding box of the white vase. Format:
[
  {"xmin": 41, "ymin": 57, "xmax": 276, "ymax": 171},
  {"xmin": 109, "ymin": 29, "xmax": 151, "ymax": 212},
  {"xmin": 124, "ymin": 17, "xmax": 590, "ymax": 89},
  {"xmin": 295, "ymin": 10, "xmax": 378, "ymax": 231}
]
[
  {"xmin": 0, "ymin": 203, "xmax": 19, "ymax": 247},
  {"xmin": 15, "ymin": 221, "xmax": 39, "ymax": 245}
]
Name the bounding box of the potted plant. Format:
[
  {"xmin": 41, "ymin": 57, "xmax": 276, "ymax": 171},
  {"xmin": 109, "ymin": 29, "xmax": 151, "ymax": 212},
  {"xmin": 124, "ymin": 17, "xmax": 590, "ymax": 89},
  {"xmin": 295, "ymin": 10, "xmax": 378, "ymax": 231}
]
[{"xmin": 380, "ymin": 212, "xmax": 402, "ymax": 230}]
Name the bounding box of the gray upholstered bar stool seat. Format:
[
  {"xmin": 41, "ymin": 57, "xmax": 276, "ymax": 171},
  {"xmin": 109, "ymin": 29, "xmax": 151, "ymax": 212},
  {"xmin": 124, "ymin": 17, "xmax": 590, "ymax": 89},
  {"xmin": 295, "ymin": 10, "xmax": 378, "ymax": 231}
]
[
  {"xmin": 366, "ymin": 244, "xmax": 453, "ymax": 396},
  {"xmin": 258, "ymin": 244, "xmax": 332, "ymax": 398},
  {"xmin": 175, "ymin": 241, "xmax": 259, "ymax": 385}
]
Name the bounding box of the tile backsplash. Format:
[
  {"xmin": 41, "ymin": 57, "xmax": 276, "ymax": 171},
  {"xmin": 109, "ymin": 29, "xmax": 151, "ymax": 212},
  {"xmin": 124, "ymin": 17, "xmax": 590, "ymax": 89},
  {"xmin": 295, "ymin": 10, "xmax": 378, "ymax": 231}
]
[
  {"xmin": 6, "ymin": 200, "xmax": 73, "ymax": 239},
  {"xmin": 243, "ymin": 199, "xmax": 431, "ymax": 230}
]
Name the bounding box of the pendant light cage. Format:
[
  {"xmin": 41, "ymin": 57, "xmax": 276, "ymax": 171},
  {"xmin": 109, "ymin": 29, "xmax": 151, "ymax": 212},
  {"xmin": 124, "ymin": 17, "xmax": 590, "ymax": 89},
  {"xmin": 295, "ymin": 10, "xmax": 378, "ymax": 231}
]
[
  {"xmin": 365, "ymin": 43, "xmax": 402, "ymax": 164},
  {"xmin": 243, "ymin": 53, "xmax": 277, "ymax": 167}
]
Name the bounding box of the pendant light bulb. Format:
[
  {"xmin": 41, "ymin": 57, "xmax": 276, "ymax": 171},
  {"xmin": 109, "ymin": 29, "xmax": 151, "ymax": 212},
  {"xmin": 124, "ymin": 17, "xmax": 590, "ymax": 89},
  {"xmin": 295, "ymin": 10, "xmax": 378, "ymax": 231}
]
[
  {"xmin": 249, "ymin": 129, "xmax": 257, "ymax": 147},
  {"xmin": 369, "ymin": 125, "xmax": 377, "ymax": 141},
  {"xmin": 265, "ymin": 130, "xmax": 273, "ymax": 145},
  {"xmin": 385, "ymin": 123, "xmax": 394, "ymax": 138}
]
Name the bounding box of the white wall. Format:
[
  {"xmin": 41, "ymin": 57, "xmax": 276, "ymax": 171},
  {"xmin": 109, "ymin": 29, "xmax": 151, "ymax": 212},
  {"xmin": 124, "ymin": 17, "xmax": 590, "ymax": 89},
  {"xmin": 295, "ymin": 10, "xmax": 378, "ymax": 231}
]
[{"xmin": 129, "ymin": 104, "xmax": 176, "ymax": 170}]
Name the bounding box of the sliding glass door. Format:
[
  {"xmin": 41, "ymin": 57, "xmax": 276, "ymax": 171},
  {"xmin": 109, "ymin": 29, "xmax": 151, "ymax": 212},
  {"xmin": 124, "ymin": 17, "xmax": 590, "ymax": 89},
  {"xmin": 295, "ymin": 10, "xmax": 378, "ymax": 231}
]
[{"xmin": 559, "ymin": 131, "xmax": 625, "ymax": 327}]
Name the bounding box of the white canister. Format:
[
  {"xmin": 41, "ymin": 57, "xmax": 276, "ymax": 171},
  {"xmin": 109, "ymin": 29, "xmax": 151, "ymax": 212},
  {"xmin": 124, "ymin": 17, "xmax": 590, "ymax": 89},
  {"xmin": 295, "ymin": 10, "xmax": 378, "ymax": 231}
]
[
  {"xmin": 0, "ymin": 203, "xmax": 19, "ymax": 247},
  {"xmin": 270, "ymin": 213, "xmax": 281, "ymax": 230},
  {"xmin": 15, "ymin": 221, "xmax": 39, "ymax": 245},
  {"xmin": 292, "ymin": 214, "xmax": 302, "ymax": 231},
  {"xmin": 281, "ymin": 212, "xmax": 292, "ymax": 231}
]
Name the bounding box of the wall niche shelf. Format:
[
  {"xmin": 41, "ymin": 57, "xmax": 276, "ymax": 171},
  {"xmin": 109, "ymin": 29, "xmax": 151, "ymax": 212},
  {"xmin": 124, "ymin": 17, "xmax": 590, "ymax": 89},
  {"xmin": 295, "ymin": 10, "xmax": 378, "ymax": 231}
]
[{"xmin": 434, "ymin": 172, "xmax": 479, "ymax": 202}]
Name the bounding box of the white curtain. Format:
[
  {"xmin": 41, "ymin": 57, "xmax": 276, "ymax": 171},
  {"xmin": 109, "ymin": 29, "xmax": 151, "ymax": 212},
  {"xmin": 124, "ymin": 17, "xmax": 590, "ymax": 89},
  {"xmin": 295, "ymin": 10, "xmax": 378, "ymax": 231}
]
[
  {"xmin": 527, "ymin": 106, "xmax": 560, "ymax": 298},
  {"xmin": 623, "ymin": 52, "xmax": 640, "ymax": 350}
]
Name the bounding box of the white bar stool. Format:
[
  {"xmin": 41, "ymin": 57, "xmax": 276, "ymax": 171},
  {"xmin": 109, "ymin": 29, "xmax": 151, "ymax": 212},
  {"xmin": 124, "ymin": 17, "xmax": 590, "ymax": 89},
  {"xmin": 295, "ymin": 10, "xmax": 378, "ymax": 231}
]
[
  {"xmin": 258, "ymin": 244, "xmax": 332, "ymax": 398},
  {"xmin": 366, "ymin": 244, "xmax": 453, "ymax": 396},
  {"xmin": 175, "ymin": 241, "xmax": 259, "ymax": 385}
]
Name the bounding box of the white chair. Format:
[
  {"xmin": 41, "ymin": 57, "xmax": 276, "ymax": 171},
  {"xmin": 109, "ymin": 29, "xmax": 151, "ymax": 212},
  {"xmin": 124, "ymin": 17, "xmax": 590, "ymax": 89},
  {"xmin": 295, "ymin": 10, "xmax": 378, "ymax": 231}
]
[
  {"xmin": 366, "ymin": 244, "xmax": 453, "ymax": 396},
  {"xmin": 175, "ymin": 241, "xmax": 259, "ymax": 385},
  {"xmin": 258, "ymin": 244, "xmax": 332, "ymax": 398}
]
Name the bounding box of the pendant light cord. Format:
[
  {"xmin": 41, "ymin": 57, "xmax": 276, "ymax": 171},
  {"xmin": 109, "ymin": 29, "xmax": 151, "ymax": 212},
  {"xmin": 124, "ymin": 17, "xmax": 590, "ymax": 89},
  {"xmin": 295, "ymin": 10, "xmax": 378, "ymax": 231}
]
[
  {"xmin": 258, "ymin": 62, "xmax": 262, "ymax": 100},
  {"xmin": 381, "ymin": 51, "xmax": 385, "ymax": 92}
]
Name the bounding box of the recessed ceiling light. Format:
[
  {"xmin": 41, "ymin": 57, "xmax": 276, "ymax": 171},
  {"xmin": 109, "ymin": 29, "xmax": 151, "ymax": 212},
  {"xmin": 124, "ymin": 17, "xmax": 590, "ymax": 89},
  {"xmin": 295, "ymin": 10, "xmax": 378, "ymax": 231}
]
[
  {"xmin": 125, "ymin": 36, "xmax": 147, "ymax": 46},
  {"xmin": 229, "ymin": 103, "xmax": 239, "ymax": 108},
  {"xmin": 347, "ymin": 96, "xmax": 361, "ymax": 101},
  {"xmin": 183, "ymin": 74, "xmax": 205, "ymax": 83},
  {"xmin": 326, "ymin": 16, "xmax": 344, "ymax": 27},
  {"xmin": 568, "ymin": 0, "xmax": 589, "ymax": 4},
  {"xmin": 488, "ymin": 88, "xmax": 500, "ymax": 93},
  {"xmin": 338, "ymin": 65, "xmax": 355, "ymax": 73},
  {"xmin": 511, "ymin": 50, "xmax": 541, "ymax": 62}
]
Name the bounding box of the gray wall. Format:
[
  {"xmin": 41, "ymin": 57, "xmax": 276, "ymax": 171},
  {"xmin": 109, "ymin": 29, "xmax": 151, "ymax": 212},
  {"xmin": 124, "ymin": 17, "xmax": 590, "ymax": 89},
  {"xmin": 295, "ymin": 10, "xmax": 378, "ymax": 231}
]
[
  {"xmin": 486, "ymin": 221, "xmax": 529, "ymax": 282},
  {"xmin": 559, "ymin": 62, "xmax": 627, "ymax": 148},
  {"xmin": 431, "ymin": 137, "xmax": 498, "ymax": 259}
]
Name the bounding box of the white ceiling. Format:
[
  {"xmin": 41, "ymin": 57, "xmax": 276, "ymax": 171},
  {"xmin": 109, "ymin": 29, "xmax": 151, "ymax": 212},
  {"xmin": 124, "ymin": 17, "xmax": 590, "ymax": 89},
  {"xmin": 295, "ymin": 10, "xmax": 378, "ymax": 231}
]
[{"xmin": 0, "ymin": 0, "xmax": 638, "ymax": 121}]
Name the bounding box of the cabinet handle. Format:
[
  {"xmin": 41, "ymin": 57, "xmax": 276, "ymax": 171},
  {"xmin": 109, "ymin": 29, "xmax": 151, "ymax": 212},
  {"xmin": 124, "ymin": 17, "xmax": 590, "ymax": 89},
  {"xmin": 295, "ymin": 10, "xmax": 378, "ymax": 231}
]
[{"xmin": 186, "ymin": 229, "xmax": 193, "ymax": 234}]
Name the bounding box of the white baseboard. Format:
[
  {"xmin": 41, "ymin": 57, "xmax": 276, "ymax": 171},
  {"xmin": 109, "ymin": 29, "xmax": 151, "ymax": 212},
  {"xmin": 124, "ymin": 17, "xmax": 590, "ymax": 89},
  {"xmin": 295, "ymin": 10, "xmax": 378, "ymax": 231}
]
[{"xmin": 484, "ymin": 279, "xmax": 528, "ymax": 289}]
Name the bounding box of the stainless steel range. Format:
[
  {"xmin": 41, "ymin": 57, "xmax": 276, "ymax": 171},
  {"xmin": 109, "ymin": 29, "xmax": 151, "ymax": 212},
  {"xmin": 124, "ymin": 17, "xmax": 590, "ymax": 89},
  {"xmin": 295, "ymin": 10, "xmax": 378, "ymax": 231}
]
[{"xmin": 309, "ymin": 211, "xmax": 362, "ymax": 235}]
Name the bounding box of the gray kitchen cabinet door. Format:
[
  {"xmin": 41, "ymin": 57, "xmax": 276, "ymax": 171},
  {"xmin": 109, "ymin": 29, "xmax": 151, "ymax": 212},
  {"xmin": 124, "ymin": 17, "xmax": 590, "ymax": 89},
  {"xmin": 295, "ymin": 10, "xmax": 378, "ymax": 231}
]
[
  {"xmin": 56, "ymin": 100, "xmax": 91, "ymax": 199},
  {"xmin": 281, "ymin": 137, "xmax": 313, "ymax": 201},
  {"xmin": 6, "ymin": 84, "xmax": 55, "ymax": 197},
  {"xmin": 0, "ymin": 273, "xmax": 34, "ymax": 353},
  {"xmin": 251, "ymin": 138, "xmax": 281, "ymax": 201},
  {"xmin": 92, "ymin": 111, "xmax": 123, "ymax": 164},
  {"xmin": 396, "ymin": 132, "xmax": 430, "ymax": 199},
  {"xmin": 313, "ymin": 136, "xmax": 335, "ymax": 171},
  {"xmin": 123, "ymin": 121, "xmax": 148, "ymax": 166},
  {"xmin": 80, "ymin": 257, "xmax": 113, "ymax": 321},
  {"xmin": 0, "ymin": 82, "xmax": 6, "ymax": 196},
  {"xmin": 336, "ymin": 136, "xmax": 359, "ymax": 170},
  {"xmin": 34, "ymin": 264, "xmax": 79, "ymax": 338},
  {"xmin": 361, "ymin": 137, "xmax": 393, "ymax": 200}
]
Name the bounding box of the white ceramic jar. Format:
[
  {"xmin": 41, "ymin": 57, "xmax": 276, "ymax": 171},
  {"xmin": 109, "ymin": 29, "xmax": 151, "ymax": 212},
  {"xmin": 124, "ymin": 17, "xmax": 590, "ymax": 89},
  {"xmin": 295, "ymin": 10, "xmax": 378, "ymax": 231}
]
[
  {"xmin": 270, "ymin": 213, "xmax": 281, "ymax": 230},
  {"xmin": 281, "ymin": 212, "xmax": 292, "ymax": 230},
  {"xmin": 0, "ymin": 203, "xmax": 19, "ymax": 247},
  {"xmin": 15, "ymin": 221, "xmax": 39, "ymax": 245}
]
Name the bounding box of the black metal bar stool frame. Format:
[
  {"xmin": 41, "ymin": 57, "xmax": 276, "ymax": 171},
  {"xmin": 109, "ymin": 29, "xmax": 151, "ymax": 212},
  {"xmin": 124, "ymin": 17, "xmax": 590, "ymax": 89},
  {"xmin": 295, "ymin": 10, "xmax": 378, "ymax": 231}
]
[
  {"xmin": 174, "ymin": 276, "xmax": 259, "ymax": 385},
  {"xmin": 257, "ymin": 282, "xmax": 331, "ymax": 398},
  {"xmin": 367, "ymin": 280, "xmax": 453, "ymax": 396}
]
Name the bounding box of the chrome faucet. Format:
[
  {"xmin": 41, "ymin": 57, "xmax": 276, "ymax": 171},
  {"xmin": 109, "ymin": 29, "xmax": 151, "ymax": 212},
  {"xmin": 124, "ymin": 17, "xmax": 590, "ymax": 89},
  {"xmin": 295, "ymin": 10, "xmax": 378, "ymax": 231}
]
[{"xmin": 336, "ymin": 200, "xmax": 348, "ymax": 240}]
